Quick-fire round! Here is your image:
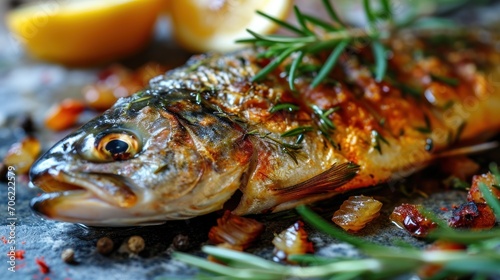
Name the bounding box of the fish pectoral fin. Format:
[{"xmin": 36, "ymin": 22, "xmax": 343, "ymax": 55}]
[{"xmin": 271, "ymin": 162, "xmax": 360, "ymax": 200}]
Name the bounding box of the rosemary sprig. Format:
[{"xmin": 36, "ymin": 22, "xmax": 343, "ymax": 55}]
[
  {"xmin": 311, "ymin": 105, "xmax": 338, "ymax": 131},
  {"xmin": 238, "ymin": 0, "xmax": 394, "ymax": 88},
  {"xmin": 247, "ymin": 130, "xmax": 302, "ymax": 163},
  {"xmin": 213, "ymin": 105, "xmax": 247, "ymax": 125},
  {"xmin": 311, "ymin": 105, "xmax": 339, "ymax": 147}
]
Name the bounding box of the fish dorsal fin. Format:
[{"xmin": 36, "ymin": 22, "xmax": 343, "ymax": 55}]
[
  {"xmin": 271, "ymin": 162, "xmax": 360, "ymax": 200},
  {"xmin": 434, "ymin": 141, "xmax": 498, "ymax": 159}
]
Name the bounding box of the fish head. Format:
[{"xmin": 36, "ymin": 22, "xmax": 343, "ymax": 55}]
[{"xmin": 30, "ymin": 90, "xmax": 254, "ymax": 226}]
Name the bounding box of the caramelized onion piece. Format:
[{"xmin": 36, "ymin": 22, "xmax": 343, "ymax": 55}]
[
  {"xmin": 208, "ymin": 211, "xmax": 264, "ymax": 250},
  {"xmin": 135, "ymin": 62, "xmax": 169, "ymax": 85},
  {"xmin": 45, "ymin": 99, "xmax": 86, "ymax": 131},
  {"xmin": 332, "ymin": 195, "xmax": 383, "ymax": 232},
  {"xmin": 83, "ymin": 63, "xmax": 167, "ymax": 111},
  {"xmin": 3, "ymin": 136, "xmax": 41, "ymax": 174},
  {"xmin": 82, "ymin": 84, "xmax": 120, "ymax": 111},
  {"xmin": 448, "ymin": 201, "xmax": 496, "ymax": 230},
  {"xmin": 272, "ymin": 221, "xmax": 313, "ymax": 263},
  {"xmin": 390, "ymin": 204, "xmax": 437, "ymax": 237}
]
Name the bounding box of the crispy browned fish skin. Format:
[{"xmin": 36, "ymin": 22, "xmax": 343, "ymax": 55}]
[{"xmin": 30, "ymin": 32, "xmax": 500, "ymax": 225}]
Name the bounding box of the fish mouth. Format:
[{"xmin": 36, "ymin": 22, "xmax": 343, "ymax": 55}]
[{"xmin": 30, "ymin": 169, "xmax": 142, "ymax": 226}]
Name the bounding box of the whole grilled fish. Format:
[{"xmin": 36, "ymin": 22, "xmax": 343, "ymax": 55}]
[{"xmin": 30, "ymin": 32, "xmax": 500, "ymax": 226}]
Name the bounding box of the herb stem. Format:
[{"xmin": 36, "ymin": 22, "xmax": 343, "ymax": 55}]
[{"xmin": 321, "ymin": 28, "xmax": 377, "ymax": 41}]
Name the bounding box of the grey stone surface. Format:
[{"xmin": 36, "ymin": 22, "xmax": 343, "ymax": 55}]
[{"xmin": 1, "ymin": 1, "xmax": 500, "ymax": 279}]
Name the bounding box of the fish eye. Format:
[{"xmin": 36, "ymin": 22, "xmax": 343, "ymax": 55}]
[
  {"xmin": 105, "ymin": 139, "xmax": 129, "ymax": 156},
  {"xmin": 95, "ymin": 132, "xmax": 140, "ymax": 161},
  {"xmin": 79, "ymin": 130, "xmax": 141, "ymax": 162}
]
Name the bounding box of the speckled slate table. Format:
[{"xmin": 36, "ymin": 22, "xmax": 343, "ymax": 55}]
[{"xmin": 1, "ymin": 1, "xmax": 500, "ymax": 280}]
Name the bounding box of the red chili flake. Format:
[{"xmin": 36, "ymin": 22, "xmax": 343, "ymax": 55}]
[
  {"xmin": 1, "ymin": 236, "xmax": 7, "ymax": 244},
  {"xmin": 35, "ymin": 257, "xmax": 50, "ymax": 274},
  {"xmin": 440, "ymin": 207, "xmax": 448, "ymax": 211},
  {"xmin": 15, "ymin": 250, "xmax": 25, "ymax": 260}
]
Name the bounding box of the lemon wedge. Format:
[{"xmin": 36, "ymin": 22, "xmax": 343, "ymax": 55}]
[
  {"xmin": 6, "ymin": 0, "xmax": 163, "ymax": 66},
  {"xmin": 169, "ymin": 0, "xmax": 292, "ymax": 53}
]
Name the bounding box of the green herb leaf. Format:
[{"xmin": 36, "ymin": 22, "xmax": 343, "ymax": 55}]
[
  {"xmin": 371, "ymin": 129, "xmax": 390, "ymax": 154},
  {"xmin": 363, "ymin": 0, "xmax": 377, "ymax": 28},
  {"xmin": 245, "ymin": 30, "xmax": 314, "ymax": 44},
  {"xmin": 256, "ymin": 10, "xmax": 305, "ymax": 35},
  {"xmin": 269, "ymin": 103, "xmax": 299, "ymax": 113},
  {"xmin": 281, "ymin": 126, "xmax": 314, "ymax": 137},
  {"xmin": 288, "ymin": 51, "xmax": 305, "ymax": 90},
  {"xmin": 415, "ymin": 114, "xmax": 432, "ymax": 134},
  {"xmin": 302, "ymin": 14, "xmax": 339, "ymax": 32},
  {"xmin": 252, "ymin": 46, "xmax": 300, "ymax": 82},
  {"xmin": 478, "ymin": 182, "xmax": 500, "ymax": 218},
  {"xmin": 489, "ymin": 162, "xmax": 500, "ymax": 184},
  {"xmin": 293, "ymin": 5, "xmax": 314, "ymax": 36},
  {"xmin": 322, "ymin": 0, "xmax": 345, "ymax": 27},
  {"xmin": 428, "ymin": 228, "xmax": 500, "ymax": 244},
  {"xmin": 380, "ymin": 0, "xmax": 393, "ymax": 19},
  {"xmin": 311, "ymin": 39, "xmax": 349, "ymax": 88},
  {"xmin": 430, "ymin": 74, "xmax": 460, "ymax": 87},
  {"xmin": 372, "ymin": 41, "xmax": 388, "ymax": 82}
]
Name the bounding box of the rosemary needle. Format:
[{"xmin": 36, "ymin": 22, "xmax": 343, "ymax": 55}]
[{"xmin": 311, "ymin": 39, "xmax": 349, "ymax": 88}]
